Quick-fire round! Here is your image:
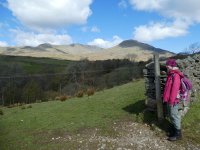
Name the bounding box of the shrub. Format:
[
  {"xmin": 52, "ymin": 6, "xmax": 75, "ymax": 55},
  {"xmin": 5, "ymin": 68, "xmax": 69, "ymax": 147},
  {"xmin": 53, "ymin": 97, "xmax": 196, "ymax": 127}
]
[
  {"xmin": 36, "ymin": 100, "xmax": 42, "ymax": 103},
  {"xmin": 55, "ymin": 95, "xmax": 70, "ymax": 101},
  {"xmin": 0, "ymin": 109, "xmax": 3, "ymax": 115},
  {"xmin": 19, "ymin": 103, "xmax": 23, "ymax": 106},
  {"xmin": 21, "ymin": 106, "xmax": 26, "ymax": 110},
  {"xmin": 55, "ymin": 96, "xmax": 60, "ymax": 101},
  {"xmin": 76, "ymin": 90, "xmax": 84, "ymax": 98},
  {"xmin": 13, "ymin": 103, "xmax": 19, "ymax": 107},
  {"xmin": 87, "ymin": 88, "xmax": 95, "ymax": 97},
  {"xmin": 60, "ymin": 96, "xmax": 68, "ymax": 102},
  {"xmin": 27, "ymin": 105, "xmax": 32, "ymax": 108},
  {"xmin": 7, "ymin": 105, "xmax": 14, "ymax": 108}
]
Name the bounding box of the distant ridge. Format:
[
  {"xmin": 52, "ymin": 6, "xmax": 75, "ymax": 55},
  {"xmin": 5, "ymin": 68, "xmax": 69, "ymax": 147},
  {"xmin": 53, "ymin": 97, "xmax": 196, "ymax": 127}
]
[{"xmin": 0, "ymin": 40, "xmax": 174, "ymax": 61}]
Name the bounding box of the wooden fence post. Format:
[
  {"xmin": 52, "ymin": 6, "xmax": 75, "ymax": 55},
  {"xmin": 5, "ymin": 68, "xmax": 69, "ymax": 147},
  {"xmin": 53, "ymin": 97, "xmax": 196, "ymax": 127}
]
[{"xmin": 154, "ymin": 54, "xmax": 164, "ymax": 121}]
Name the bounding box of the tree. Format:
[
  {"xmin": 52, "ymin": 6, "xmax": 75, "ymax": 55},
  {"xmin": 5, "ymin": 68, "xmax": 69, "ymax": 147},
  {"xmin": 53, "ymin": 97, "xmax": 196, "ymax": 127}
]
[
  {"xmin": 22, "ymin": 80, "xmax": 43, "ymax": 104},
  {"xmin": 125, "ymin": 54, "xmax": 137, "ymax": 61},
  {"xmin": 184, "ymin": 42, "xmax": 200, "ymax": 54}
]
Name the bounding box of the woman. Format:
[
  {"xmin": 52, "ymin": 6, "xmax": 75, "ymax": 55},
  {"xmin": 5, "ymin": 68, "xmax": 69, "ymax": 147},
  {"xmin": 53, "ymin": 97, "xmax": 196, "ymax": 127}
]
[{"xmin": 163, "ymin": 58, "xmax": 184, "ymax": 141}]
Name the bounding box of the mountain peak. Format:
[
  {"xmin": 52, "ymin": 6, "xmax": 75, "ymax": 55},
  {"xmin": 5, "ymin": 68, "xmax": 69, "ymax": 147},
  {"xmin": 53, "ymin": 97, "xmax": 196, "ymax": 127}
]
[
  {"xmin": 118, "ymin": 39, "xmax": 172, "ymax": 54},
  {"xmin": 37, "ymin": 43, "xmax": 53, "ymax": 49},
  {"xmin": 118, "ymin": 40, "xmax": 152, "ymax": 49}
]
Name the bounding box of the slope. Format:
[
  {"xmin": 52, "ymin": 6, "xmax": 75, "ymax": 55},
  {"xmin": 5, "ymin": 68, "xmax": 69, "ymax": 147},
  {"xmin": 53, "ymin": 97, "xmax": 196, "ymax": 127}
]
[{"xmin": 0, "ymin": 80, "xmax": 199, "ymax": 149}]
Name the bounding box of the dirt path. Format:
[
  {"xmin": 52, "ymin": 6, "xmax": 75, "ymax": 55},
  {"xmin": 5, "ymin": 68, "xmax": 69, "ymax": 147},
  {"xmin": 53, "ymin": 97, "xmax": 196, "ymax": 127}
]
[{"xmin": 50, "ymin": 121, "xmax": 200, "ymax": 150}]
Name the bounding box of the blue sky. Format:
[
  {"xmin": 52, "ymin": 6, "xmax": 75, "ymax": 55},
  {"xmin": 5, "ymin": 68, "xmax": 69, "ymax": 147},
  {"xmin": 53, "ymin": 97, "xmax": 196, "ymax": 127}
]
[{"xmin": 0, "ymin": 0, "xmax": 200, "ymax": 53}]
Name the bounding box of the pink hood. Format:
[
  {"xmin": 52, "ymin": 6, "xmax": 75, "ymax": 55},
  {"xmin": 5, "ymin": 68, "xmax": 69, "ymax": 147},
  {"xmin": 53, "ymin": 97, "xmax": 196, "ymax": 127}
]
[{"xmin": 163, "ymin": 69, "xmax": 184, "ymax": 105}]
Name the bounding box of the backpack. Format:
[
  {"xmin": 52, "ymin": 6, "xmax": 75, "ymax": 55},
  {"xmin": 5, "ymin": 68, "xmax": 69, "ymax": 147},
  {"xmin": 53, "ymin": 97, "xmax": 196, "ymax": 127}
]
[
  {"xmin": 178, "ymin": 75, "xmax": 193, "ymax": 116},
  {"xmin": 179, "ymin": 75, "xmax": 192, "ymax": 101},
  {"xmin": 170, "ymin": 73, "xmax": 192, "ymax": 116}
]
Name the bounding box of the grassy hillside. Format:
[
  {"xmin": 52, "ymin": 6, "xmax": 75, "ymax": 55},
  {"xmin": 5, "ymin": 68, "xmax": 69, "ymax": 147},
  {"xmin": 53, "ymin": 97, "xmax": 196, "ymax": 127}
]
[
  {"xmin": 0, "ymin": 80, "xmax": 199, "ymax": 149},
  {"xmin": 0, "ymin": 80, "xmax": 145, "ymax": 149},
  {"xmin": 0, "ymin": 55, "xmax": 71, "ymax": 74}
]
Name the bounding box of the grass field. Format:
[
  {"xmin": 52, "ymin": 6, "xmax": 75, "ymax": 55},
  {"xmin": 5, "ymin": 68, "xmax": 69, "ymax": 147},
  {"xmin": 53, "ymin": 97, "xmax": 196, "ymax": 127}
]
[
  {"xmin": 0, "ymin": 55, "xmax": 71, "ymax": 74},
  {"xmin": 0, "ymin": 79, "xmax": 199, "ymax": 149},
  {"xmin": 0, "ymin": 80, "xmax": 145, "ymax": 149}
]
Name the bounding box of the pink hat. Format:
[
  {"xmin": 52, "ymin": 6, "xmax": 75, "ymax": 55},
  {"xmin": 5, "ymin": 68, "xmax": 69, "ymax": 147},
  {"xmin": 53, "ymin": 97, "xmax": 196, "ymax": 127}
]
[{"xmin": 166, "ymin": 59, "xmax": 177, "ymax": 67}]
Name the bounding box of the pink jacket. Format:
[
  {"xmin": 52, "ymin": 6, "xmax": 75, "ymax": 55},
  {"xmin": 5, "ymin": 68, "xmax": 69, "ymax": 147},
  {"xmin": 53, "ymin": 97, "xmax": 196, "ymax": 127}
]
[{"xmin": 163, "ymin": 69, "xmax": 184, "ymax": 105}]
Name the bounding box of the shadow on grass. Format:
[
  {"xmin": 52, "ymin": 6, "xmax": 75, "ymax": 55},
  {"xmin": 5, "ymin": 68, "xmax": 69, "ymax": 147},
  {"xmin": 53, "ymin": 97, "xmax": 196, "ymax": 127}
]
[{"xmin": 123, "ymin": 99, "xmax": 171, "ymax": 135}]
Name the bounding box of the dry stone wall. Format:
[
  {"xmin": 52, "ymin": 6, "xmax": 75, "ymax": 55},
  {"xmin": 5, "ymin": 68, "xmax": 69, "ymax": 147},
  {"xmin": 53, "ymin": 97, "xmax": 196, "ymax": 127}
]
[{"xmin": 143, "ymin": 54, "xmax": 200, "ymax": 110}]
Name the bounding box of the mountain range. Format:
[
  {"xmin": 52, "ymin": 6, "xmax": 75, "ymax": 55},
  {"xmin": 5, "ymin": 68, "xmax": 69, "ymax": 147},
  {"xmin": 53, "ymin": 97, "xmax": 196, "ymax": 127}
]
[{"xmin": 0, "ymin": 40, "xmax": 174, "ymax": 61}]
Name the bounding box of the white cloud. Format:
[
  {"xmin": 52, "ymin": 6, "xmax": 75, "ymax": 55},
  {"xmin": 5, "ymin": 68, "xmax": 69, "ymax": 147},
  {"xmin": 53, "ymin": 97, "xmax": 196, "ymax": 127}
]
[
  {"xmin": 118, "ymin": 0, "xmax": 128, "ymax": 9},
  {"xmin": 91, "ymin": 26, "xmax": 100, "ymax": 33},
  {"xmin": 88, "ymin": 36, "xmax": 123, "ymax": 48},
  {"xmin": 11, "ymin": 30, "xmax": 72, "ymax": 46},
  {"xmin": 129, "ymin": 0, "xmax": 200, "ymax": 41},
  {"xmin": 129, "ymin": 0, "xmax": 200, "ymax": 22},
  {"xmin": 129, "ymin": 0, "xmax": 162, "ymax": 10},
  {"xmin": 0, "ymin": 41, "xmax": 8, "ymax": 47},
  {"xmin": 7, "ymin": 0, "xmax": 93, "ymax": 30},
  {"xmin": 133, "ymin": 22, "xmax": 188, "ymax": 42}
]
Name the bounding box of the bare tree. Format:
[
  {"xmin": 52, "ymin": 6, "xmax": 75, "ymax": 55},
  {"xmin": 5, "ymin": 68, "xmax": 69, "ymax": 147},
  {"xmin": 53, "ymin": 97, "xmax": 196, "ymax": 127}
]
[
  {"xmin": 184, "ymin": 42, "xmax": 200, "ymax": 54},
  {"xmin": 125, "ymin": 54, "xmax": 137, "ymax": 61}
]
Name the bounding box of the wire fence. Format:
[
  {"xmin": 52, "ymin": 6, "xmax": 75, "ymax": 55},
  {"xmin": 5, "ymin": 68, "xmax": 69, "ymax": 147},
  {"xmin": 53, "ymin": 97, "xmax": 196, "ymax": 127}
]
[{"xmin": 0, "ymin": 67, "xmax": 142, "ymax": 106}]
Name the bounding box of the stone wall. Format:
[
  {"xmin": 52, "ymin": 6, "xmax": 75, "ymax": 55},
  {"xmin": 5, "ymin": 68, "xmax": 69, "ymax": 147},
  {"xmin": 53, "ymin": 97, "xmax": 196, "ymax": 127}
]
[{"xmin": 143, "ymin": 54, "xmax": 200, "ymax": 110}]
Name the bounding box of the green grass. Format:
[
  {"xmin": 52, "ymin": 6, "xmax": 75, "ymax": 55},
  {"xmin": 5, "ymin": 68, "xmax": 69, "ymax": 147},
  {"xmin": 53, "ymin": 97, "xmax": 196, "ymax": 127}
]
[
  {"xmin": 0, "ymin": 80, "xmax": 145, "ymax": 149},
  {"xmin": 0, "ymin": 55, "xmax": 71, "ymax": 74},
  {"xmin": 0, "ymin": 79, "xmax": 199, "ymax": 149},
  {"xmin": 182, "ymin": 96, "xmax": 200, "ymax": 144}
]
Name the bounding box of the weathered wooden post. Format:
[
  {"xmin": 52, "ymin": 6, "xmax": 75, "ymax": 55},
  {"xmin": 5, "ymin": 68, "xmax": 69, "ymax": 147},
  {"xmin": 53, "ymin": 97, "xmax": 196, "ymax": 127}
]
[{"xmin": 154, "ymin": 54, "xmax": 164, "ymax": 121}]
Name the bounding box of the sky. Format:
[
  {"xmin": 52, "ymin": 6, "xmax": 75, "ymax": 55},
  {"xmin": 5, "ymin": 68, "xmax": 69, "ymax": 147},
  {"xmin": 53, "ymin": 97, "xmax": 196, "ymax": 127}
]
[{"xmin": 0, "ymin": 0, "xmax": 200, "ymax": 53}]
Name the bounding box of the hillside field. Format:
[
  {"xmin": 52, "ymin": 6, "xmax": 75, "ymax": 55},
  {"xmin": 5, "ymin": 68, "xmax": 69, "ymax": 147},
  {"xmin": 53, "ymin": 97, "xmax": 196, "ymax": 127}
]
[{"xmin": 0, "ymin": 80, "xmax": 199, "ymax": 149}]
